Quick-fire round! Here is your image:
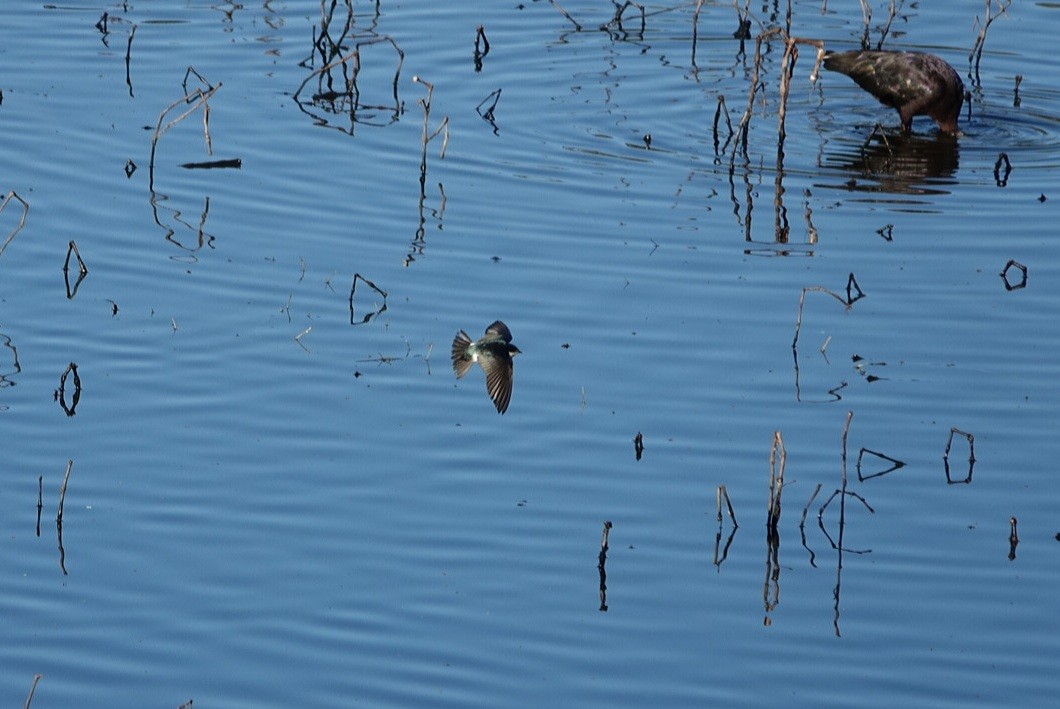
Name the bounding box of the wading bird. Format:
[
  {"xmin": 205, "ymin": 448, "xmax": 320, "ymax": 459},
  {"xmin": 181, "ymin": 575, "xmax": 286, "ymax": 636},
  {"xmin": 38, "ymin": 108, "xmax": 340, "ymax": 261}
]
[{"xmin": 823, "ymin": 50, "xmax": 964, "ymax": 133}]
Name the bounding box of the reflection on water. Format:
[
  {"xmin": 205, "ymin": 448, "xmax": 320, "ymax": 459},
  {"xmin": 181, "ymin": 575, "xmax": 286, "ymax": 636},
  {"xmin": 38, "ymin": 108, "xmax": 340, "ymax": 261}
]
[
  {"xmin": 822, "ymin": 129, "xmax": 960, "ymax": 195},
  {"xmin": 292, "ymin": 2, "xmax": 404, "ymax": 134}
]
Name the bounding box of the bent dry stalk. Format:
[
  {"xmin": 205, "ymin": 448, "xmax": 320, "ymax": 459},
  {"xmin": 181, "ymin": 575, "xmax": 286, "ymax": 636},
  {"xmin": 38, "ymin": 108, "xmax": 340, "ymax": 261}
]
[
  {"xmin": 0, "ymin": 191, "xmax": 30, "ymax": 261},
  {"xmin": 148, "ymin": 78, "xmax": 223, "ymax": 191}
]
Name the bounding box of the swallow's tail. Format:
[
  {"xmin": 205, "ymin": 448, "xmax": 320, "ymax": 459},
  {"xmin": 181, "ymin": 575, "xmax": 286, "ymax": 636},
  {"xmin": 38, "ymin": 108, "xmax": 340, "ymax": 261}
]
[{"xmin": 451, "ymin": 331, "xmax": 474, "ymax": 378}]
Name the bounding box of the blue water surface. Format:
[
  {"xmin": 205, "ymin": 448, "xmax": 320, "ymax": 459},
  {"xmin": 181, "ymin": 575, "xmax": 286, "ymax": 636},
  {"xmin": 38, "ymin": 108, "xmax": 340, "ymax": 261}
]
[{"xmin": 1, "ymin": 1, "xmax": 1058, "ymax": 707}]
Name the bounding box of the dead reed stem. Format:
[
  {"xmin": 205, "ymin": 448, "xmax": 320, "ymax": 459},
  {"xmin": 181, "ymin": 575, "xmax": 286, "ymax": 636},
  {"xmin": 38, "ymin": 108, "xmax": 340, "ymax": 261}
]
[
  {"xmin": 413, "ymin": 76, "xmax": 450, "ymax": 166},
  {"xmin": 691, "ymin": 0, "xmax": 706, "ymax": 77},
  {"xmin": 732, "ymin": 31, "xmax": 822, "ymax": 163},
  {"xmin": 549, "ymin": 0, "xmax": 582, "ymax": 31},
  {"xmin": 1008, "ymin": 516, "xmax": 1019, "ymax": 560},
  {"xmin": 840, "ymin": 410, "xmax": 853, "ymax": 486},
  {"xmin": 857, "ymin": 0, "xmax": 872, "ymax": 46},
  {"xmin": 23, "ymin": 674, "xmax": 43, "ymax": 709},
  {"xmin": 64, "ymin": 241, "xmax": 88, "ymax": 276},
  {"xmin": 124, "ymin": 24, "xmax": 137, "ymax": 97},
  {"xmin": 776, "ymin": 41, "xmax": 797, "ymax": 148},
  {"xmin": 856, "ymin": 448, "xmax": 905, "ymax": 481},
  {"xmin": 474, "ymin": 25, "xmax": 490, "ymax": 56},
  {"xmin": 798, "ymin": 482, "xmax": 823, "ymax": 566},
  {"xmin": 800, "ymin": 483, "xmax": 822, "ymax": 527},
  {"xmin": 0, "ymin": 190, "xmax": 30, "ymax": 261},
  {"xmin": 763, "ymin": 432, "xmax": 785, "ymax": 621},
  {"xmin": 716, "ymin": 484, "xmax": 739, "ymax": 527},
  {"xmin": 834, "ymin": 411, "xmax": 853, "ymax": 636},
  {"xmin": 970, "ymin": 0, "xmax": 1012, "ymax": 78},
  {"xmin": 713, "ymin": 95, "xmax": 734, "ymax": 153},
  {"xmin": 599, "ymin": 520, "xmax": 612, "ymax": 556},
  {"xmin": 476, "ymin": 89, "xmax": 502, "ymax": 124},
  {"xmin": 791, "ymin": 284, "xmax": 852, "ymax": 403},
  {"xmin": 733, "ymin": 27, "xmax": 781, "ymax": 157},
  {"xmin": 791, "ymin": 285, "xmax": 852, "ymax": 351},
  {"xmin": 36, "ymin": 475, "xmax": 43, "ymax": 538},
  {"xmin": 803, "ymin": 189, "xmax": 819, "ymax": 244},
  {"xmin": 943, "ymin": 427, "xmax": 976, "ymax": 483},
  {"xmin": 349, "ymin": 272, "xmax": 388, "ymax": 325},
  {"xmin": 473, "ymin": 25, "xmax": 490, "ymax": 71},
  {"xmin": 767, "ymin": 431, "xmax": 786, "ymax": 530},
  {"xmin": 293, "ymin": 48, "xmax": 357, "ymax": 101},
  {"xmin": 294, "ymin": 326, "xmax": 312, "ymax": 352},
  {"xmin": 874, "ymin": 0, "xmax": 903, "ymax": 50},
  {"xmin": 598, "ymin": 520, "xmax": 612, "ymax": 611},
  {"xmin": 148, "ymin": 80, "xmax": 223, "ymax": 191},
  {"xmin": 56, "ymin": 459, "xmax": 74, "ymax": 525},
  {"xmin": 605, "ymin": 1, "xmax": 646, "ymax": 35}
]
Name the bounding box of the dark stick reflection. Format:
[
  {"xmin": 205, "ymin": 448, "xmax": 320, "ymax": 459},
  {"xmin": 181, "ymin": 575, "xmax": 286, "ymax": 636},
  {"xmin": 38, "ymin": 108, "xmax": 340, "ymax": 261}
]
[{"xmin": 598, "ymin": 521, "xmax": 612, "ymax": 612}]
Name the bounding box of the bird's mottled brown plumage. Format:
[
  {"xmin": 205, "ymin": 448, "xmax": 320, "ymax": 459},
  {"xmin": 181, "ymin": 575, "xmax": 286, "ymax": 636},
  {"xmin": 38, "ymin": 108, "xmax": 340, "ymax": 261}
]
[{"xmin": 823, "ymin": 50, "xmax": 964, "ymax": 133}]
